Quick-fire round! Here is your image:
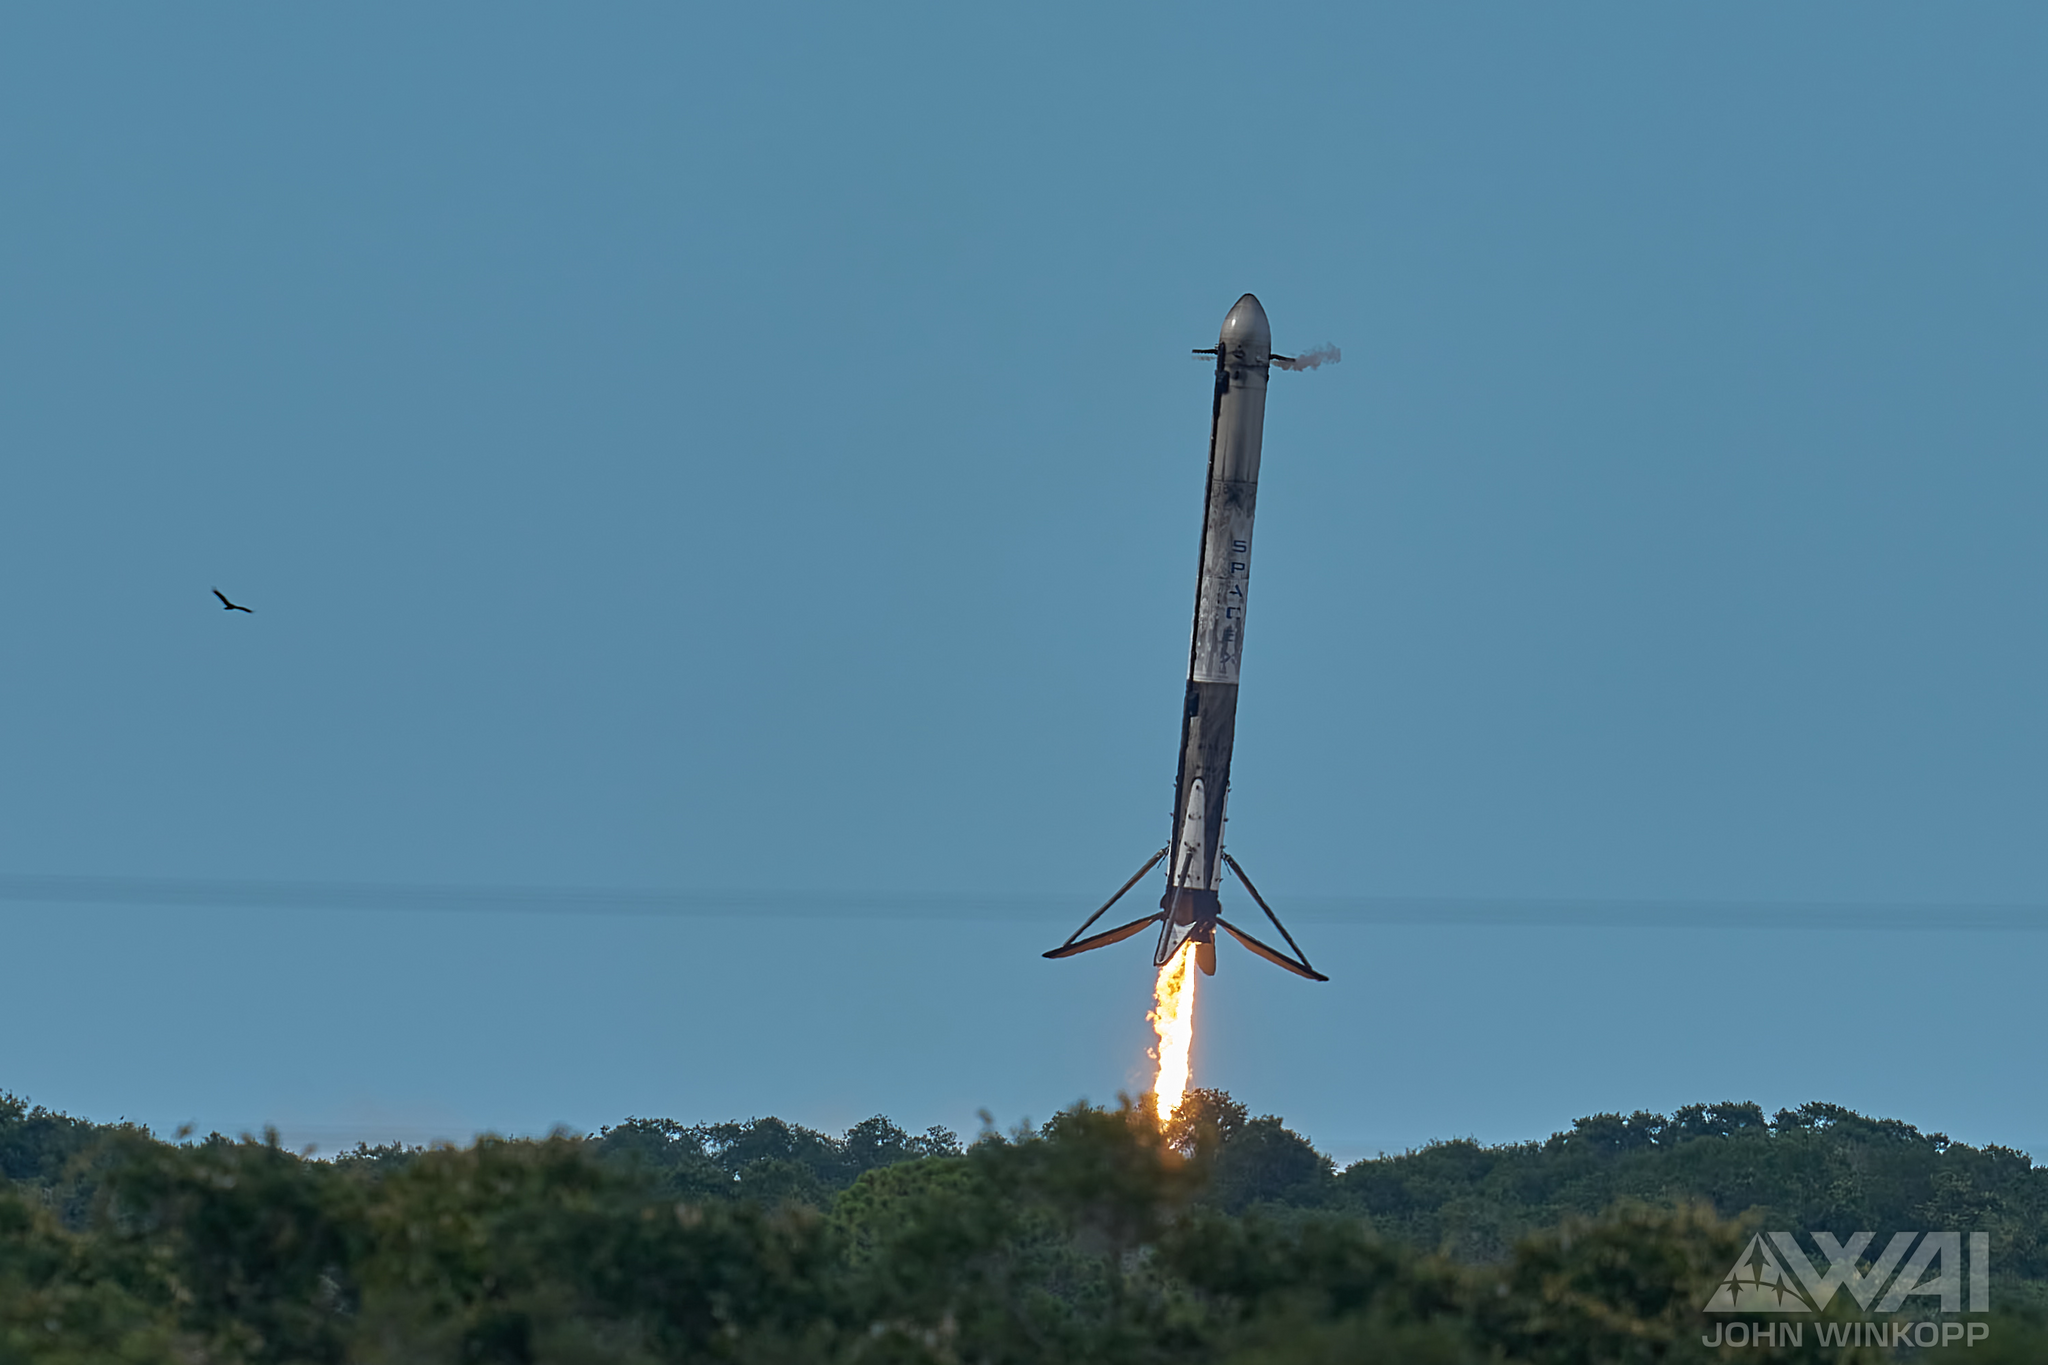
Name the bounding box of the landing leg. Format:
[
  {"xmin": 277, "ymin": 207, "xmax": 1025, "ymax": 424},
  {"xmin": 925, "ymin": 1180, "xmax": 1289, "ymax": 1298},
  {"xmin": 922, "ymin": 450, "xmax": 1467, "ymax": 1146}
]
[
  {"xmin": 1220, "ymin": 852, "xmax": 1327, "ymax": 980},
  {"xmin": 1043, "ymin": 847, "xmax": 1168, "ymax": 960}
]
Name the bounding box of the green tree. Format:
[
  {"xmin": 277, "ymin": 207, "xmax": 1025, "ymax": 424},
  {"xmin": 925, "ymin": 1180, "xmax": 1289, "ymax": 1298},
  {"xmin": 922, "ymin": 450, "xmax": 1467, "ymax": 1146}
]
[
  {"xmin": 0, "ymin": 1183, "xmax": 173, "ymax": 1365},
  {"xmin": 92, "ymin": 1128, "xmax": 357, "ymax": 1365}
]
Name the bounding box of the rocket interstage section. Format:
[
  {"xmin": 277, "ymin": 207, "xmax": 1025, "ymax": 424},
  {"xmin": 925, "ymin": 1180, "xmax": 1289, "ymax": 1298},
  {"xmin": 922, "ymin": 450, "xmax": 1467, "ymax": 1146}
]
[{"xmin": 1044, "ymin": 294, "xmax": 1329, "ymax": 984}]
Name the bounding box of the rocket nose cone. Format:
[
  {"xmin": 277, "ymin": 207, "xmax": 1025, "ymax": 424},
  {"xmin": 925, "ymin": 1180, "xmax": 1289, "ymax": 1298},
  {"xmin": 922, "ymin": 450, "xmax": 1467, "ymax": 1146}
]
[{"xmin": 1218, "ymin": 293, "xmax": 1271, "ymax": 353}]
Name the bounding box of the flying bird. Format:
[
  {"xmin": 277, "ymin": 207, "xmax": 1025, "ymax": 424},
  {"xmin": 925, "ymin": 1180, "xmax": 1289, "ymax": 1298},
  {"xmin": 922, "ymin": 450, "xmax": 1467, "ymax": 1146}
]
[{"xmin": 211, "ymin": 588, "xmax": 253, "ymax": 614}]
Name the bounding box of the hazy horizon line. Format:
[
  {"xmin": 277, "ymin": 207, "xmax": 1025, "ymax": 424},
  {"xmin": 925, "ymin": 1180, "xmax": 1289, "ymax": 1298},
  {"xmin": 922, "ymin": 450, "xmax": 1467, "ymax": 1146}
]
[{"xmin": 2, "ymin": 871, "xmax": 2046, "ymax": 930}]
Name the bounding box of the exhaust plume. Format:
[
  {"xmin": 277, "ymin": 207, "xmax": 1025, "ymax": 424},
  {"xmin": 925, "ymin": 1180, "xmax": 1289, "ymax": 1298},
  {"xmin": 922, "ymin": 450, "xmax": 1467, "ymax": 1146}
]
[
  {"xmin": 1274, "ymin": 343, "xmax": 1341, "ymax": 371},
  {"xmin": 1149, "ymin": 943, "xmax": 1199, "ymax": 1123}
]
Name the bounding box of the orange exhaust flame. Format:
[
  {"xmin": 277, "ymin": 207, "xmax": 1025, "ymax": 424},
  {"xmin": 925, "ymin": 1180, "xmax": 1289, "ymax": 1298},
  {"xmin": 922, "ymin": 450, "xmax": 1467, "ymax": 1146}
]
[{"xmin": 1149, "ymin": 943, "xmax": 1199, "ymax": 1123}]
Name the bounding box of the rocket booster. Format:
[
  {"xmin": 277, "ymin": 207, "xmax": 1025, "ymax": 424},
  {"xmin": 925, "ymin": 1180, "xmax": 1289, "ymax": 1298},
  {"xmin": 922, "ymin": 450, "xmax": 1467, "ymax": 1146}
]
[
  {"xmin": 1045, "ymin": 294, "xmax": 1326, "ymax": 982},
  {"xmin": 1159, "ymin": 296, "xmax": 1270, "ymax": 965}
]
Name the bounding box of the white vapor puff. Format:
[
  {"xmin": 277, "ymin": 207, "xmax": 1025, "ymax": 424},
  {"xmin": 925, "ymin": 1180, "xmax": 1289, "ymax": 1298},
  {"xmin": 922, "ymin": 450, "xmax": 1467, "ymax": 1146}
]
[{"xmin": 1274, "ymin": 344, "xmax": 1340, "ymax": 371}]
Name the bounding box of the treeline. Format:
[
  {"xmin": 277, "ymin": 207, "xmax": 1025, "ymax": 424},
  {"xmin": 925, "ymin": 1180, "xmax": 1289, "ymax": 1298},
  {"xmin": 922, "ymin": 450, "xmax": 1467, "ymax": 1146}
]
[
  {"xmin": 1, "ymin": 1088, "xmax": 2045, "ymax": 1362},
  {"xmin": 1194, "ymin": 1095, "xmax": 2048, "ymax": 1276}
]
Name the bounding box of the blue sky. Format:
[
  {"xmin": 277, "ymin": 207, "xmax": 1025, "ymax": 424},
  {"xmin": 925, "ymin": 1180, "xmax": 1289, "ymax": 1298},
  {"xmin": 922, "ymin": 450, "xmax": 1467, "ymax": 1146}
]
[{"xmin": 2, "ymin": 5, "xmax": 2044, "ymax": 1159}]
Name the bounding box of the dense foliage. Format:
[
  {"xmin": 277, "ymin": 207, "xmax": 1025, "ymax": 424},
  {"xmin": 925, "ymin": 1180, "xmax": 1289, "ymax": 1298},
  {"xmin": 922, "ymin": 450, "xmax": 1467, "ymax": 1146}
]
[
  {"xmin": 1, "ymin": 1088, "xmax": 2043, "ymax": 1362},
  {"xmin": 1314, "ymin": 1097, "xmax": 2047, "ymax": 1277}
]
